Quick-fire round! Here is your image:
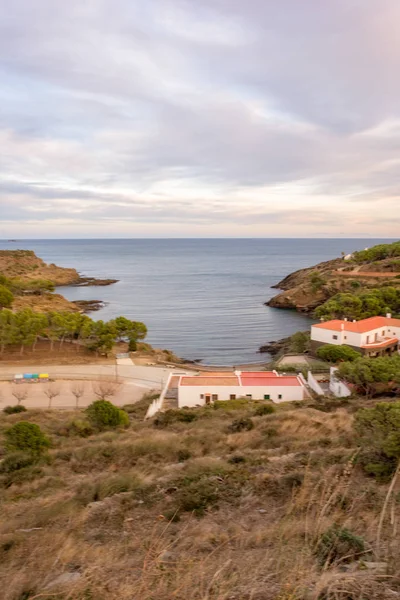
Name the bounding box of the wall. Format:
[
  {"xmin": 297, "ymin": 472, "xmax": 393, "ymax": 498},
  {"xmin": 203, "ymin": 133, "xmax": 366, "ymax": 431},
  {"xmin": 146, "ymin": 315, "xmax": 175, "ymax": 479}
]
[
  {"xmin": 311, "ymin": 326, "xmax": 362, "ymax": 348},
  {"xmin": 178, "ymin": 382, "xmax": 305, "ymax": 407},
  {"xmin": 329, "ymin": 367, "xmax": 352, "ymax": 398},
  {"xmin": 307, "ymin": 371, "xmax": 325, "ymax": 396}
]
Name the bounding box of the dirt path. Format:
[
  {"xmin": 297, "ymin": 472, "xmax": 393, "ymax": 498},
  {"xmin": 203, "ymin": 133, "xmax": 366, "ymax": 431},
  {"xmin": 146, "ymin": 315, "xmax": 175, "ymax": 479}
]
[{"xmin": 335, "ymin": 270, "xmax": 399, "ymax": 278}]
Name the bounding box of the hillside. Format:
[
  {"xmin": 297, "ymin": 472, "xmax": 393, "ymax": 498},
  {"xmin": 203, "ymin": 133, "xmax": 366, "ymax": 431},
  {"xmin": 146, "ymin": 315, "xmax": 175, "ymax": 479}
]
[
  {"xmin": 0, "ymin": 396, "xmax": 400, "ymax": 600},
  {"xmin": 267, "ymin": 241, "xmax": 400, "ymax": 313},
  {"xmin": 0, "ymin": 250, "xmax": 118, "ymax": 287}
]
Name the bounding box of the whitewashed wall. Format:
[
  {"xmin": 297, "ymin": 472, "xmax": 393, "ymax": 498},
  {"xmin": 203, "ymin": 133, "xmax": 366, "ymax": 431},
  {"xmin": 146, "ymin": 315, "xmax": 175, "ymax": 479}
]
[
  {"xmin": 178, "ymin": 382, "xmax": 305, "ymax": 407},
  {"xmin": 307, "ymin": 371, "xmax": 325, "ymax": 396},
  {"xmin": 329, "ymin": 367, "xmax": 352, "ymax": 398}
]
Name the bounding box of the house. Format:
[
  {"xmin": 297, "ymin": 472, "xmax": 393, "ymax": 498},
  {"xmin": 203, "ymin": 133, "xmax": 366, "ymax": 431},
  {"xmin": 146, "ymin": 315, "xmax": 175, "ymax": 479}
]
[
  {"xmin": 159, "ymin": 370, "xmax": 307, "ymax": 410},
  {"xmin": 311, "ymin": 314, "xmax": 400, "ymax": 357}
]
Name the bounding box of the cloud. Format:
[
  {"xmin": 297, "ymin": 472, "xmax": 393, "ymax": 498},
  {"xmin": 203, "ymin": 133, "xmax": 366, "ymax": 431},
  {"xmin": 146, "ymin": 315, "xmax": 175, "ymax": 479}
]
[{"xmin": 0, "ymin": 0, "xmax": 399, "ymax": 237}]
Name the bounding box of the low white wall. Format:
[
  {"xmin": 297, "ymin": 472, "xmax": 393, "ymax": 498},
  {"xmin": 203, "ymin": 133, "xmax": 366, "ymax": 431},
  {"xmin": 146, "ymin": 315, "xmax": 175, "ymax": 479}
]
[
  {"xmin": 329, "ymin": 367, "xmax": 352, "ymax": 398},
  {"xmin": 307, "ymin": 371, "xmax": 325, "ymax": 396},
  {"xmin": 145, "ymin": 397, "xmax": 163, "ymax": 418}
]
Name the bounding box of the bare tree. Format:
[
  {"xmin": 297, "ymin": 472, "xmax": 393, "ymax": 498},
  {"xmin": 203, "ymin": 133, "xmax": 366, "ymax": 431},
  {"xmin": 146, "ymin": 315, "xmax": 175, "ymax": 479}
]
[
  {"xmin": 92, "ymin": 381, "xmax": 121, "ymax": 400},
  {"xmin": 11, "ymin": 385, "xmax": 29, "ymax": 406},
  {"xmin": 43, "ymin": 384, "xmax": 61, "ymax": 409},
  {"xmin": 70, "ymin": 381, "xmax": 85, "ymax": 408}
]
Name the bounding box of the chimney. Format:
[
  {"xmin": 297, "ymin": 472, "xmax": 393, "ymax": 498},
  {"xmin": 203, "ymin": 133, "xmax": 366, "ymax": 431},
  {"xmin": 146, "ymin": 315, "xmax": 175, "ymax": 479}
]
[
  {"xmin": 353, "ymin": 320, "xmax": 356, "ymax": 323},
  {"xmin": 386, "ymin": 313, "xmax": 392, "ymax": 319},
  {"xmin": 344, "ymin": 317, "xmax": 348, "ymax": 321},
  {"xmin": 341, "ymin": 324, "xmax": 345, "ymax": 330}
]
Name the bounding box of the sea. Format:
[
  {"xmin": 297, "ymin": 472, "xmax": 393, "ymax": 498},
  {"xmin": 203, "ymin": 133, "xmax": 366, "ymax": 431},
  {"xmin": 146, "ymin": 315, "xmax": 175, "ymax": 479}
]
[{"xmin": 0, "ymin": 238, "xmax": 395, "ymax": 365}]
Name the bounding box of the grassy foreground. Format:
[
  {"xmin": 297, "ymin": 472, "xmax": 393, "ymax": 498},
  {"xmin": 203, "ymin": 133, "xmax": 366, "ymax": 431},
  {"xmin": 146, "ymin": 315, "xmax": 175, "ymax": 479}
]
[{"xmin": 0, "ymin": 396, "xmax": 399, "ymax": 600}]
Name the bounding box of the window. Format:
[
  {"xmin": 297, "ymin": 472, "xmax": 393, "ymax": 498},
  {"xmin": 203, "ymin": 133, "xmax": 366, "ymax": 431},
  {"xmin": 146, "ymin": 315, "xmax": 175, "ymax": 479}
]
[
  {"xmin": 366, "ymin": 335, "xmax": 370, "ymax": 344},
  {"xmin": 200, "ymin": 394, "xmax": 204, "ymax": 399},
  {"xmin": 229, "ymin": 394, "xmax": 236, "ymax": 400},
  {"xmin": 246, "ymin": 394, "xmax": 252, "ymax": 399},
  {"xmin": 382, "ymin": 331, "xmax": 385, "ymax": 336},
  {"xmin": 344, "ymin": 336, "xmax": 347, "ymax": 340},
  {"xmin": 278, "ymin": 394, "xmax": 283, "ymax": 400},
  {"xmin": 212, "ymin": 394, "xmax": 218, "ymax": 402},
  {"xmin": 264, "ymin": 394, "xmax": 270, "ymax": 400},
  {"xmin": 333, "ymin": 335, "xmax": 338, "ymax": 340}
]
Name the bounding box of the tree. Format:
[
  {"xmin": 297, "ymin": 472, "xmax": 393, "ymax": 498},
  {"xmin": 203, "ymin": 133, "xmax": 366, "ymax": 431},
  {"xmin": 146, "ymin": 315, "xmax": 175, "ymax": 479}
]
[
  {"xmin": 43, "ymin": 384, "xmax": 61, "ymax": 408},
  {"xmin": 92, "ymin": 381, "xmax": 121, "ymax": 400},
  {"xmin": 70, "ymin": 382, "xmax": 85, "ymax": 408},
  {"xmin": 316, "ymin": 344, "xmax": 360, "ymax": 363},
  {"xmin": 109, "ymin": 316, "xmax": 147, "ymax": 348},
  {"xmin": 336, "ymin": 355, "xmax": 400, "ymax": 397},
  {"xmin": 11, "ymin": 385, "xmax": 29, "ymax": 406},
  {"xmin": 289, "ymin": 331, "xmax": 310, "ymax": 353},
  {"xmin": 0, "ymin": 284, "xmax": 14, "ymax": 309},
  {"xmin": 354, "ymin": 403, "xmax": 400, "ymax": 479},
  {"xmin": 86, "ymin": 400, "xmax": 129, "ymax": 430},
  {"xmin": 5, "ymin": 422, "xmax": 50, "ymax": 455}
]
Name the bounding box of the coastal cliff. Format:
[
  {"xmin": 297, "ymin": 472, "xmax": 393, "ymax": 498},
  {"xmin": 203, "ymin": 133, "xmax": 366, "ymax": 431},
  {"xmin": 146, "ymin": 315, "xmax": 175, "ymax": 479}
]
[
  {"xmin": 266, "ymin": 242, "xmax": 400, "ymax": 313},
  {"xmin": 0, "ymin": 250, "xmax": 118, "ymax": 286},
  {"xmin": 0, "ymin": 250, "xmax": 117, "ymax": 313}
]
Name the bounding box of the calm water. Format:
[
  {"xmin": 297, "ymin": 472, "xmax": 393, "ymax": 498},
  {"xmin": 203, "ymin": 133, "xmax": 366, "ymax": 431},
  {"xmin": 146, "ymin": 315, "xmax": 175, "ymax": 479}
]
[{"xmin": 0, "ymin": 239, "xmax": 394, "ymax": 365}]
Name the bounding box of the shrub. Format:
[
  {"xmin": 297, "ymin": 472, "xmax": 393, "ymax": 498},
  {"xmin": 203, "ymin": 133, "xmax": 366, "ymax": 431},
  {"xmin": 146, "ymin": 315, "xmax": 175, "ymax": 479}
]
[
  {"xmin": 354, "ymin": 403, "xmax": 400, "ymax": 478},
  {"xmin": 316, "ymin": 344, "xmax": 360, "ymax": 363},
  {"xmin": 75, "ymin": 473, "xmax": 148, "ymax": 505},
  {"xmin": 228, "ymin": 417, "xmax": 254, "ymax": 433},
  {"xmin": 177, "ymin": 479, "xmax": 220, "ymax": 515},
  {"xmin": 253, "ymin": 404, "xmax": 275, "ymax": 416},
  {"xmin": 213, "ymin": 398, "xmax": 249, "ymax": 411},
  {"xmin": 315, "ymin": 525, "xmax": 366, "ymax": 566},
  {"xmin": 153, "ymin": 409, "xmax": 197, "ymax": 428},
  {"xmin": 68, "ymin": 419, "xmax": 94, "ymax": 437},
  {"xmin": 3, "ymin": 405, "xmax": 27, "ymax": 414},
  {"xmin": 0, "ymin": 452, "xmax": 35, "ymax": 473},
  {"xmin": 4, "ymin": 422, "xmax": 50, "ymax": 455},
  {"xmin": 86, "ymin": 400, "xmax": 129, "ymax": 430}
]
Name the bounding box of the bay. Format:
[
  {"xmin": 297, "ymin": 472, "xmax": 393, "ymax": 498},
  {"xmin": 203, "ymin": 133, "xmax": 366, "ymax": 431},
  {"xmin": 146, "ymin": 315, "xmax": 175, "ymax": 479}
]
[{"xmin": 0, "ymin": 238, "xmax": 394, "ymax": 365}]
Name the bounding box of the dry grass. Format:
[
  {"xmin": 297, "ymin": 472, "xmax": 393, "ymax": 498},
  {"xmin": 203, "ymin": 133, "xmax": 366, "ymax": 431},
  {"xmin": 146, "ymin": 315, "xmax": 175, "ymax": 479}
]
[{"xmin": 0, "ymin": 400, "xmax": 399, "ymax": 600}]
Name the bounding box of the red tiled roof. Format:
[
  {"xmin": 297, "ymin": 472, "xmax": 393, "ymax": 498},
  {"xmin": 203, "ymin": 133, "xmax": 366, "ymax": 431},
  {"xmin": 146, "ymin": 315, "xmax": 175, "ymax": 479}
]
[
  {"xmin": 241, "ymin": 376, "xmax": 302, "ymax": 387},
  {"xmin": 312, "ymin": 316, "xmax": 400, "ymax": 334},
  {"xmin": 180, "ymin": 376, "xmax": 239, "ymax": 387}
]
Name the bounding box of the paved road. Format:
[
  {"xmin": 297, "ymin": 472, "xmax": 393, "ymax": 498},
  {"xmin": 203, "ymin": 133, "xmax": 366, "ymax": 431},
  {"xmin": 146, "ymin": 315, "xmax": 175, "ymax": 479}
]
[{"xmin": 0, "ymin": 363, "xmax": 190, "ymax": 410}]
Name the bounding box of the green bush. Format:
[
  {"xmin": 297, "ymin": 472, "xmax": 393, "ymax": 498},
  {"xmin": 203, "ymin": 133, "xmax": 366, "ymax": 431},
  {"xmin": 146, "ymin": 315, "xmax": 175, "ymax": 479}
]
[
  {"xmin": 316, "ymin": 344, "xmax": 360, "ymax": 363},
  {"xmin": 354, "ymin": 403, "xmax": 400, "ymax": 478},
  {"xmin": 85, "ymin": 400, "xmax": 129, "ymax": 430},
  {"xmin": 0, "ymin": 452, "xmax": 35, "ymax": 473},
  {"xmin": 3, "ymin": 405, "xmax": 27, "ymax": 414},
  {"xmin": 68, "ymin": 419, "xmax": 94, "ymax": 437},
  {"xmin": 253, "ymin": 404, "xmax": 275, "ymax": 416},
  {"xmin": 315, "ymin": 525, "xmax": 366, "ymax": 566},
  {"xmin": 75, "ymin": 473, "xmax": 149, "ymax": 505},
  {"xmin": 153, "ymin": 409, "xmax": 197, "ymax": 428},
  {"xmin": 0, "ymin": 284, "xmax": 14, "ymax": 309},
  {"xmin": 228, "ymin": 417, "xmax": 254, "ymax": 433},
  {"xmin": 4, "ymin": 422, "xmax": 50, "ymax": 455}
]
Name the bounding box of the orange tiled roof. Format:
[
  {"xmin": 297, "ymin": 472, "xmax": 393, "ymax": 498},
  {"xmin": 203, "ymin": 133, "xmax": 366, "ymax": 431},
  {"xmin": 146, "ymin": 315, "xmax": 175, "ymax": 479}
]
[{"xmin": 312, "ymin": 316, "xmax": 400, "ymax": 334}]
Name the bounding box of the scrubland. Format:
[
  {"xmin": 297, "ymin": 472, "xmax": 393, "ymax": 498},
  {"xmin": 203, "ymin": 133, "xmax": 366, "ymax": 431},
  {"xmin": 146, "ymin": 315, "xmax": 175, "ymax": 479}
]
[{"xmin": 0, "ymin": 395, "xmax": 399, "ymax": 600}]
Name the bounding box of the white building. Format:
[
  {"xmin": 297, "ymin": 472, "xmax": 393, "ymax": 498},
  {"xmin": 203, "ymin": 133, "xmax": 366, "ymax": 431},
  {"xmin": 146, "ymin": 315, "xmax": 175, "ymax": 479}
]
[
  {"xmin": 311, "ymin": 315, "xmax": 400, "ymax": 357},
  {"xmin": 159, "ymin": 370, "xmax": 307, "ymax": 410}
]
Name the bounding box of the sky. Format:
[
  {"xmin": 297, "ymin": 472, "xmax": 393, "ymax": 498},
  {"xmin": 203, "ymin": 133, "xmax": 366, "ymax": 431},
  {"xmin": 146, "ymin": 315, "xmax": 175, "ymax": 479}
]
[{"xmin": 1, "ymin": 0, "xmax": 400, "ymax": 239}]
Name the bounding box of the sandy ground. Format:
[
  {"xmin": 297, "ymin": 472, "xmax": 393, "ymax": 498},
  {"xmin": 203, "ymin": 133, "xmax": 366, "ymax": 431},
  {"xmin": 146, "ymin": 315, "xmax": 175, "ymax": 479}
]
[{"xmin": 0, "ymin": 363, "xmax": 192, "ymax": 410}]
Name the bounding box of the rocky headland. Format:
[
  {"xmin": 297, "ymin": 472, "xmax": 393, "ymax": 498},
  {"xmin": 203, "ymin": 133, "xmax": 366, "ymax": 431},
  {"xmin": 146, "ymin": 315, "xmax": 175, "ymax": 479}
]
[
  {"xmin": 266, "ymin": 250, "xmax": 400, "ymax": 313},
  {"xmin": 0, "ymin": 249, "xmax": 117, "ymax": 313}
]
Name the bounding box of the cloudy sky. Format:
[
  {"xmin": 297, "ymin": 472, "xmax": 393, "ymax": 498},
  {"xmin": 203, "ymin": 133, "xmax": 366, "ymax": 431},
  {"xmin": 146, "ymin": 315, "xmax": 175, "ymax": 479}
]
[{"xmin": 1, "ymin": 0, "xmax": 399, "ymax": 238}]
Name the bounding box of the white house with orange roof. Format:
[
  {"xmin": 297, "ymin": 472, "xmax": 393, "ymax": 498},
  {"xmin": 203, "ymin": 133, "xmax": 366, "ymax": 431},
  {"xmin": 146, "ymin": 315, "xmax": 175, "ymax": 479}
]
[
  {"xmin": 311, "ymin": 314, "xmax": 400, "ymax": 357},
  {"xmin": 172, "ymin": 370, "xmax": 307, "ymax": 408}
]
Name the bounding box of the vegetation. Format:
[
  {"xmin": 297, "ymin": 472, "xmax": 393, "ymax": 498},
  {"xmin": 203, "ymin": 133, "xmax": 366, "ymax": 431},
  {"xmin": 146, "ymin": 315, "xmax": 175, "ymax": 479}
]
[
  {"xmin": 336, "ymin": 355, "xmax": 400, "ymax": 397},
  {"xmin": 316, "ymin": 344, "xmax": 360, "ymax": 363},
  {"xmin": 4, "ymin": 422, "xmax": 50, "ymax": 455},
  {"xmin": 0, "ymin": 308, "xmax": 147, "ymax": 355},
  {"xmin": 0, "ymin": 397, "xmax": 400, "ymax": 599},
  {"xmin": 315, "ymin": 286, "xmax": 400, "ymax": 320},
  {"xmin": 85, "ymin": 400, "xmax": 129, "ymax": 430},
  {"xmin": 353, "ymin": 240, "xmax": 400, "ymax": 263},
  {"xmin": 0, "ymin": 284, "xmax": 14, "ymax": 309},
  {"xmin": 3, "ymin": 405, "xmax": 27, "ymax": 415}
]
